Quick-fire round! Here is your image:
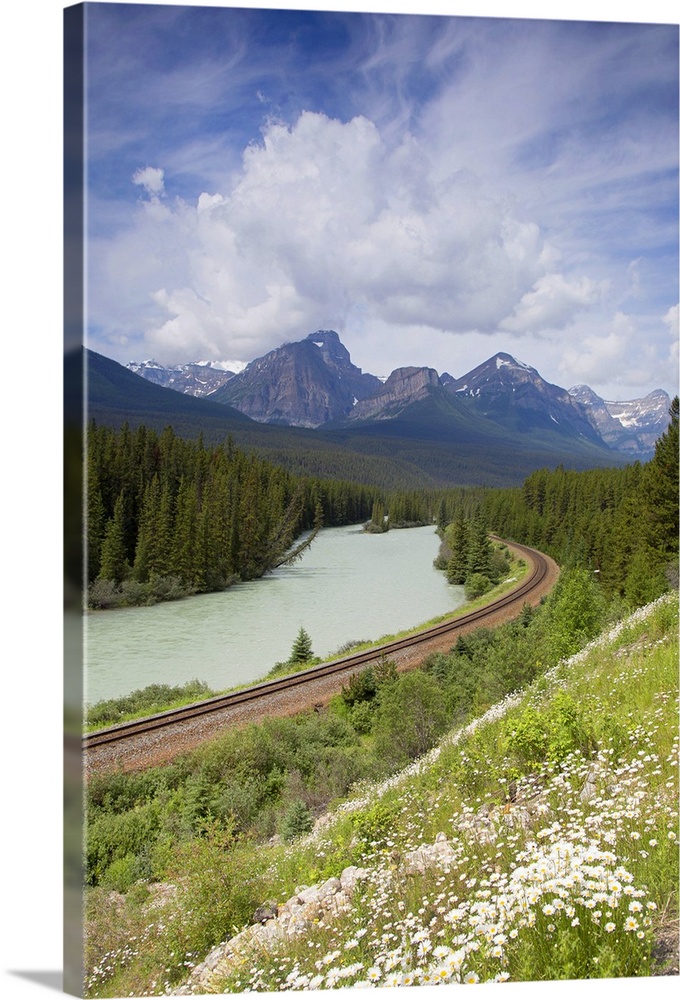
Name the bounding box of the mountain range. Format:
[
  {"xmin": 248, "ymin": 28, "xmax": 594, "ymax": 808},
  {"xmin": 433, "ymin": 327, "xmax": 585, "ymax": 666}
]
[
  {"xmin": 126, "ymin": 330, "xmax": 671, "ymax": 459},
  {"xmin": 126, "ymin": 359, "xmax": 236, "ymax": 397}
]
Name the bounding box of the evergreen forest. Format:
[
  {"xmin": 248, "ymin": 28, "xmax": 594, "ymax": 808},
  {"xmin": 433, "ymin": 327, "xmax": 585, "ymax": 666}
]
[
  {"xmin": 86, "ymin": 423, "xmax": 453, "ymax": 609},
  {"xmin": 437, "ymin": 397, "xmax": 679, "ymax": 608},
  {"xmin": 86, "ymin": 422, "xmax": 382, "ymax": 607}
]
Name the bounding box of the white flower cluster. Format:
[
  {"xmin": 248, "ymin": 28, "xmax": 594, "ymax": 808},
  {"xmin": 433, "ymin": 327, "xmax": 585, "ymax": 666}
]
[{"xmin": 224, "ymin": 594, "xmax": 677, "ymax": 992}]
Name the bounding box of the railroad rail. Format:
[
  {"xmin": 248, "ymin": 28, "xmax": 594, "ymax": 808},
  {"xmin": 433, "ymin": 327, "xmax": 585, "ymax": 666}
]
[{"xmin": 83, "ymin": 540, "xmax": 557, "ymax": 770}]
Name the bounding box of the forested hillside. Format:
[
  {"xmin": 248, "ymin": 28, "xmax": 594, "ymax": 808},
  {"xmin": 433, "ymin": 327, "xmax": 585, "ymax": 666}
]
[{"xmin": 440, "ymin": 397, "xmax": 679, "ymax": 606}]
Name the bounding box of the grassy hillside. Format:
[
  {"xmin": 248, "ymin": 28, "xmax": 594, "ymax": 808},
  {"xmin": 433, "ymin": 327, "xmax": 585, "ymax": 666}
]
[{"xmin": 84, "ymin": 592, "xmax": 678, "ymax": 995}]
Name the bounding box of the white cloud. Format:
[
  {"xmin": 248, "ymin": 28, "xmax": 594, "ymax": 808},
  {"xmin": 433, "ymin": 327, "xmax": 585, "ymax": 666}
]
[
  {"xmin": 663, "ymin": 303, "xmax": 679, "ymax": 338},
  {"xmin": 91, "ymin": 111, "xmax": 601, "ymax": 364},
  {"xmin": 557, "ymin": 311, "xmax": 676, "ymax": 395},
  {"xmin": 501, "ymin": 273, "xmax": 602, "ymax": 335},
  {"xmin": 663, "ymin": 304, "xmax": 679, "ymax": 382},
  {"xmin": 132, "ymin": 166, "xmax": 166, "ymax": 198}
]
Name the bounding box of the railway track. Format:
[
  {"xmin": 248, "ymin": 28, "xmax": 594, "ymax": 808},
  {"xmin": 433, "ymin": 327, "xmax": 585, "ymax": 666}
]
[{"xmin": 83, "ymin": 540, "xmax": 558, "ymax": 773}]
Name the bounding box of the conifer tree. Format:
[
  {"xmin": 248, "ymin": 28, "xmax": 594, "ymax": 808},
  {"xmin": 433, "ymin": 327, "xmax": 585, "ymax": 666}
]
[
  {"xmin": 447, "ymin": 518, "xmax": 469, "ymax": 585},
  {"xmin": 172, "ymin": 477, "xmax": 199, "ymax": 584},
  {"xmin": 87, "ymin": 469, "xmax": 107, "ymax": 583},
  {"xmin": 289, "ymin": 627, "xmax": 314, "ymax": 663},
  {"xmin": 436, "ymin": 497, "xmax": 448, "ymax": 533},
  {"xmin": 643, "ymin": 396, "xmax": 679, "ymax": 577},
  {"xmin": 369, "ymin": 500, "xmax": 387, "ymax": 532},
  {"xmin": 132, "ymin": 476, "xmax": 160, "ymax": 582},
  {"xmin": 98, "ymin": 493, "xmax": 129, "ymax": 584},
  {"xmin": 466, "ymin": 511, "xmax": 493, "ymax": 579},
  {"xmin": 280, "ymin": 799, "xmax": 314, "ymax": 841}
]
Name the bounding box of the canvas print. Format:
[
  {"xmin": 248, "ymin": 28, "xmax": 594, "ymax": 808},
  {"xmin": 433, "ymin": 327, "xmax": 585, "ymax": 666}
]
[{"xmin": 64, "ymin": 2, "xmax": 679, "ymax": 997}]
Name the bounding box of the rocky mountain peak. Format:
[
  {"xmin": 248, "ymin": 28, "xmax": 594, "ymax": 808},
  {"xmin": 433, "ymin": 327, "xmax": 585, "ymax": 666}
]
[
  {"xmin": 125, "ymin": 358, "xmax": 236, "ymax": 397},
  {"xmin": 348, "ymin": 366, "xmax": 441, "ymax": 422},
  {"xmin": 210, "ymin": 331, "xmax": 381, "ymax": 427},
  {"xmin": 445, "ymin": 353, "xmax": 601, "ymax": 442},
  {"xmin": 305, "ymin": 329, "xmax": 347, "ymax": 361},
  {"xmin": 568, "ymin": 384, "xmax": 671, "ymax": 457}
]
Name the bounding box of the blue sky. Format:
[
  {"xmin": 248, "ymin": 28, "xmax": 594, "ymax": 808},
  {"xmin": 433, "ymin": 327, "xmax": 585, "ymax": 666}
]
[{"xmin": 82, "ymin": 1, "xmax": 679, "ymax": 399}]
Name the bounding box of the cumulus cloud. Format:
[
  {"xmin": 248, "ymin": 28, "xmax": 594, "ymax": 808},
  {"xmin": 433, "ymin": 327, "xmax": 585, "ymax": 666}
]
[
  {"xmin": 92, "ymin": 111, "xmax": 600, "ymax": 364},
  {"xmin": 662, "ymin": 304, "xmax": 679, "ymax": 379},
  {"xmin": 663, "ymin": 303, "xmax": 679, "ymax": 338},
  {"xmin": 500, "ymin": 273, "xmax": 602, "ymax": 335},
  {"xmin": 558, "ymin": 311, "xmax": 674, "ymax": 394}
]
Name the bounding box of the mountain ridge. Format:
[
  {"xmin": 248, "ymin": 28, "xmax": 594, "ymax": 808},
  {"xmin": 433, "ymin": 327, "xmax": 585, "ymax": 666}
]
[
  {"xmin": 568, "ymin": 384, "xmax": 671, "ymax": 457},
  {"xmin": 124, "ymin": 331, "xmax": 671, "ymax": 458},
  {"xmin": 78, "ymin": 346, "xmax": 631, "ymax": 490}
]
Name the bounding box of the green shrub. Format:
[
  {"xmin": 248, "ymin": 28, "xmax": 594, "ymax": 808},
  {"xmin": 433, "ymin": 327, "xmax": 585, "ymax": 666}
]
[
  {"xmin": 349, "ymin": 700, "xmax": 375, "ymax": 734},
  {"xmin": 166, "ymin": 823, "xmax": 272, "ymax": 963},
  {"xmin": 99, "ymin": 853, "xmax": 140, "ymax": 893},
  {"xmin": 341, "ymin": 667, "xmax": 377, "ymax": 707},
  {"xmin": 541, "ymin": 567, "xmax": 606, "ymax": 661},
  {"xmin": 502, "ymin": 691, "xmax": 598, "ymax": 770},
  {"xmin": 464, "ymin": 572, "xmax": 492, "ymax": 599},
  {"xmin": 350, "ymin": 800, "xmax": 400, "ymax": 847},
  {"xmin": 373, "ymin": 671, "xmax": 448, "ymax": 767},
  {"xmin": 86, "ymin": 800, "xmax": 164, "ymax": 886},
  {"xmin": 86, "ymin": 679, "xmax": 213, "ymax": 728},
  {"xmin": 87, "ymin": 578, "xmax": 121, "ymax": 609}
]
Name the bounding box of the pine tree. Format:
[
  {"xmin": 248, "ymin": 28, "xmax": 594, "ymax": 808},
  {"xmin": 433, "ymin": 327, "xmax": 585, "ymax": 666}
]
[
  {"xmin": 643, "ymin": 396, "xmax": 679, "ymax": 575},
  {"xmin": 466, "ymin": 511, "xmax": 493, "ymax": 579},
  {"xmin": 289, "ymin": 627, "xmax": 314, "ymax": 663},
  {"xmin": 132, "ymin": 476, "xmax": 160, "ymax": 582},
  {"xmin": 172, "ymin": 477, "xmax": 199, "ymax": 585},
  {"xmin": 86, "ymin": 469, "xmax": 107, "ymax": 584},
  {"xmin": 436, "ymin": 497, "xmax": 448, "ymax": 533},
  {"xmin": 368, "ymin": 500, "xmax": 387, "ymax": 532},
  {"xmin": 446, "ymin": 518, "xmax": 469, "ymax": 585},
  {"xmin": 280, "ymin": 799, "xmax": 314, "ymax": 841},
  {"xmin": 98, "ymin": 493, "xmax": 129, "ymax": 584}
]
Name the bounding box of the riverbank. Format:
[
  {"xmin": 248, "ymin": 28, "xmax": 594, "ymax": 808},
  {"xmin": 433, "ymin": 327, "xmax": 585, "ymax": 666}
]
[
  {"xmin": 85, "ymin": 524, "xmax": 463, "ymax": 706},
  {"xmin": 84, "ymin": 537, "xmax": 531, "ymax": 731}
]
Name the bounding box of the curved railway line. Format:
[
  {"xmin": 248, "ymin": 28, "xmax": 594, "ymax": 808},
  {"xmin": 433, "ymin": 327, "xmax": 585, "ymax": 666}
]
[{"xmin": 84, "ymin": 540, "xmax": 559, "ymax": 774}]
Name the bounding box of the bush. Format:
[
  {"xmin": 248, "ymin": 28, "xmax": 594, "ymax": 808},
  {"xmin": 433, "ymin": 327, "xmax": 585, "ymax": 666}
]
[
  {"xmin": 465, "ymin": 573, "xmax": 492, "ymax": 599},
  {"xmin": 373, "ymin": 671, "xmax": 449, "ymax": 768},
  {"xmin": 167, "ymin": 822, "xmax": 271, "ymax": 961},
  {"xmin": 542, "ymin": 567, "xmax": 607, "ymax": 661},
  {"xmin": 350, "ymin": 801, "xmax": 400, "ymax": 847},
  {"xmin": 341, "ymin": 667, "xmax": 377, "ymax": 707},
  {"xmin": 349, "ymin": 700, "xmax": 375, "ymax": 734},
  {"xmin": 120, "ymin": 578, "xmax": 150, "ymax": 605},
  {"xmin": 86, "ymin": 800, "xmax": 164, "ymax": 886},
  {"xmin": 148, "ymin": 574, "xmax": 193, "ymax": 602},
  {"xmin": 489, "ymin": 546, "xmax": 512, "ymax": 582},
  {"xmin": 87, "ymin": 578, "xmax": 121, "ymax": 609},
  {"xmin": 502, "ymin": 691, "xmax": 598, "ymax": 770},
  {"xmin": 99, "ymin": 853, "xmax": 140, "ymax": 893},
  {"xmin": 86, "ymin": 679, "xmax": 213, "ymax": 729}
]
